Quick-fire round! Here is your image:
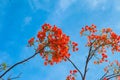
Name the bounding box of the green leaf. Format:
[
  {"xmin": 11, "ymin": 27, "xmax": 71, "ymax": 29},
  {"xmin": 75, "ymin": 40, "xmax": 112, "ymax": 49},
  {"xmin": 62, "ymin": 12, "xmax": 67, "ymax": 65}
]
[{"xmin": 1, "ymin": 62, "xmax": 7, "ymax": 70}]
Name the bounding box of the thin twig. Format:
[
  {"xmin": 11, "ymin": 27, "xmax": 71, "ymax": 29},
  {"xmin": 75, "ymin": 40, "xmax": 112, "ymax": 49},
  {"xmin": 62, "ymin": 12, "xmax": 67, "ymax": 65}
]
[
  {"xmin": 99, "ymin": 71, "xmax": 108, "ymax": 80},
  {"xmin": 66, "ymin": 57, "xmax": 83, "ymax": 79},
  {"xmin": 107, "ymin": 74, "xmax": 120, "ymax": 80},
  {"xmin": 7, "ymin": 73, "xmax": 22, "ymax": 80}
]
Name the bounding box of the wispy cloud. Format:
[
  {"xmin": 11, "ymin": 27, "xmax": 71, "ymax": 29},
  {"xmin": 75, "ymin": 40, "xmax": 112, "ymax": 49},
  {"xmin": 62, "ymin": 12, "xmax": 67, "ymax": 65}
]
[
  {"xmin": 55, "ymin": 0, "xmax": 76, "ymax": 15},
  {"xmin": 28, "ymin": 0, "xmax": 42, "ymax": 11},
  {"xmin": 85, "ymin": 0, "xmax": 120, "ymax": 12},
  {"xmin": 28, "ymin": 0, "xmax": 52, "ymax": 12},
  {"xmin": 21, "ymin": 16, "xmax": 32, "ymax": 31},
  {"xmin": 28, "ymin": 0, "xmax": 76, "ymax": 13},
  {"xmin": 58, "ymin": 0, "xmax": 76, "ymax": 12},
  {"xmin": 86, "ymin": 0, "xmax": 107, "ymax": 10},
  {"xmin": 28, "ymin": 0, "xmax": 77, "ymax": 25},
  {"xmin": 46, "ymin": 0, "xmax": 76, "ymax": 24},
  {"xmin": 114, "ymin": 1, "xmax": 120, "ymax": 11},
  {"xmin": 24, "ymin": 16, "xmax": 32, "ymax": 25}
]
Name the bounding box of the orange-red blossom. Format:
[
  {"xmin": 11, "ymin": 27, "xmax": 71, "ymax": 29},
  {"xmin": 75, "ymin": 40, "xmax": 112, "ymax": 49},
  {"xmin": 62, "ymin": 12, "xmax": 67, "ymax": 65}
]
[
  {"xmin": 28, "ymin": 23, "xmax": 78, "ymax": 65},
  {"xmin": 66, "ymin": 69, "xmax": 77, "ymax": 80},
  {"xmin": 28, "ymin": 37, "xmax": 34, "ymax": 46},
  {"xmin": 80, "ymin": 24, "xmax": 120, "ymax": 64}
]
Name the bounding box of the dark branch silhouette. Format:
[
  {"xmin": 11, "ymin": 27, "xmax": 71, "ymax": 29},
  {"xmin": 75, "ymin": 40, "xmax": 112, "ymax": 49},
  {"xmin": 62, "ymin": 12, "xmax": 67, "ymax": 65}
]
[
  {"xmin": 107, "ymin": 74, "xmax": 120, "ymax": 80},
  {"xmin": 82, "ymin": 44, "xmax": 92, "ymax": 80},
  {"xmin": 0, "ymin": 52, "xmax": 38, "ymax": 78},
  {"xmin": 99, "ymin": 71, "xmax": 108, "ymax": 80},
  {"xmin": 66, "ymin": 57, "xmax": 83, "ymax": 79},
  {"xmin": 0, "ymin": 45, "xmax": 47, "ymax": 78}
]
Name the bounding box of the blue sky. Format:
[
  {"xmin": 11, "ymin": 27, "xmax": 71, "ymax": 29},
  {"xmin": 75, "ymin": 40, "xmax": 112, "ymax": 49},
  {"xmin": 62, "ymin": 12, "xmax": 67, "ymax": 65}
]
[{"xmin": 0, "ymin": 0, "xmax": 120, "ymax": 80}]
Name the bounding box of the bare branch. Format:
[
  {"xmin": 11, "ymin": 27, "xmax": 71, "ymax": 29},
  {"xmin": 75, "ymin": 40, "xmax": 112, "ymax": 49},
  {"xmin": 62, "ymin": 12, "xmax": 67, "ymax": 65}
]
[
  {"xmin": 107, "ymin": 74, "xmax": 120, "ymax": 80},
  {"xmin": 7, "ymin": 73, "xmax": 22, "ymax": 80},
  {"xmin": 66, "ymin": 57, "xmax": 84, "ymax": 79},
  {"xmin": 0, "ymin": 45, "xmax": 46, "ymax": 78},
  {"xmin": 0, "ymin": 53, "xmax": 38, "ymax": 78},
  {"xmin": 82, "ymin": 44, "xmax": 92, "ymax": 80},
  {"xmin": 99, "ymin": 71, "xmax": 108, "ymax": 80}
]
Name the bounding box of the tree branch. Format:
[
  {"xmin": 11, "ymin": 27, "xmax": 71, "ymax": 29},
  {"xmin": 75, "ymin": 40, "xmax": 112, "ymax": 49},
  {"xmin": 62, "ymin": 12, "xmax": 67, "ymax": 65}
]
[
  {"xmin": 0, "ymin": 45, "xmax": 46, "ymax": 78},
  {"xmin": 0, "ymin": 52, "xmax": 38, "ymax": 78},
  {"xmin": 66, "ymin": 57, "xmax": 83, "ymax": 79},
  {"xmin": 82, "ymin": 45, "xmax": 92, "ymax": 80},
  {"xmin": 7, "ymin": 72, "xmax": 22, "ymax": 80},
  {"xmin": 107, "ymin": 74, "xmax": 120, "ymax": 80},
  {"xmin": 99, "ymin": 71, "xmax": 108, "ymax": 80}
]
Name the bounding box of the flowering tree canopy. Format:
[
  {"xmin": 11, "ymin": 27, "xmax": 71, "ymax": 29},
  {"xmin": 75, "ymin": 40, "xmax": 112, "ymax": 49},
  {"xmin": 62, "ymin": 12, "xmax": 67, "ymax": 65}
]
[
  {"xmin": 0, "ymin": 23, "xmax": 120, "ymax": 80},
  {"xmin": 28, "ymin": 23, "xmax": 78, "ymax": 65}
]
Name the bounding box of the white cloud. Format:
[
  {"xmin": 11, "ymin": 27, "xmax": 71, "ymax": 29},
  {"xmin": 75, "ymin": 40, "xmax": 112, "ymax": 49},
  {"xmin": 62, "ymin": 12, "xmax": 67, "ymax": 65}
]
[
  {"xmin": 46, "ymin": 0, "xmax": 76, "ymax": 24},
  {"xmin": 28, "ymin": 0, "xmax": 77, "ymax": 25},
  {"xmin": 86, "ymin": 0, "xmax": 107, "ymax": 10},
  {"xmin": 58, "ymin": 0, "xmax": 76, "ymax": 12},
  {"xmin": 115, "ymin": 6, "xmax": 120, "ymax": 11},
  {"xmin": 21, "ymin": 16, "xmax": 32, "ymax": 31},
  {"xmin": 28, "ymin": 0, "xmax": 51, "ymax": 12},
  {"xmin": 28, "ymin": 0, "xmax": 76, "ymax": 13},
  {"xmin": 114, "ymin": 1, "xmax": 120, "ymax": 11},
  {"xmin": 55, "ymin": 0, "xmax": 76, "ymax": 14},
  {"xmin": 86, "ymin": 0, "xmax": 120, "ymax": 11},
  {"xmin": 28, "ymin": 0, "xmax": 41, "ymax": 11},
  {"xmin": 24, "ymin": 16, "xmax": 32, "ymax": 25}
]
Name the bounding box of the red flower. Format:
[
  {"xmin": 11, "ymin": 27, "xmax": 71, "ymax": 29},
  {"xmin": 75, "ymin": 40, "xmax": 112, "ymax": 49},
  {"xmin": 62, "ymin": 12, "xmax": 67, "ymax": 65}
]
[
  {"xmin": 73, "ymin": 70, "xmax": 77, "ymax": 74},
  {"xmin": 37, "ymin": 31, "xmax": 46, "ymax": 42},
  {"xmin": 110, "ymin": 32, "xmax": 117, "ymax": 39},
  {"xmin": 72, "ymin": 42, "xmax": 78, "ymax": 52},
  {"xmin": 66, "ymin": 70, "xmax": 77, "ymax": 80},
  {"xmin": 42, "ymin": 23, "xmax": 51, "ymax": 32},
  {"xmin": 103, "ymin": 77, "xmax": 108, "ymax": 80},
  {"xmin": 44, "ymin": 61, "xmax": 48, "ymax": 66},
  {"xmin": 28, "ymin": 37, "xmax": 34, "ymax": 46}
]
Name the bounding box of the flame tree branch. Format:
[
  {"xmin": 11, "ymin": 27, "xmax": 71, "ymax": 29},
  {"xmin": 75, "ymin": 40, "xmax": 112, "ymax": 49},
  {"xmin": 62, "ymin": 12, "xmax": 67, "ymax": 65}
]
[
  {"xmin": 0, "ymin": 45, "xmax": 47, "ymax": 78},
  {"xmin": 0, "ymin": 52, "xmax": 38, "ymax": 78},
  {"xmin": 66, "ymin": 57, "xmax": 84, "ymax": 79}
]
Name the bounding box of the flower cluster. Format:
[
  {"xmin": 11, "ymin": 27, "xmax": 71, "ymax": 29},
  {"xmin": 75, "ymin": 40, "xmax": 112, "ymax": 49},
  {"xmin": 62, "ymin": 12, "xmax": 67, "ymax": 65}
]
[
  {"xmin": 72, "ymin": 42, "xmax": 78, "ymax": 52},
  {"xmin": 28, "ymin": 23, "xmax": 78, "ymax": 65},
  {"xmin": 104, "ymin": 60, "xmax": 120, "ymax": 73},
  {"xmin": 66, "ymin": 70, "xmax": 77, "ymax": 80},
  {"xmin": 80, "ymin": 24, "xmax": 120, "ymax": 64},
  {"xmin": 102, "ymin": 60, "xmax": 120, "ymax": 80},
  {"xmin": 28, "ymin": 37, "xmax": 34, "ymax": 46}
]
